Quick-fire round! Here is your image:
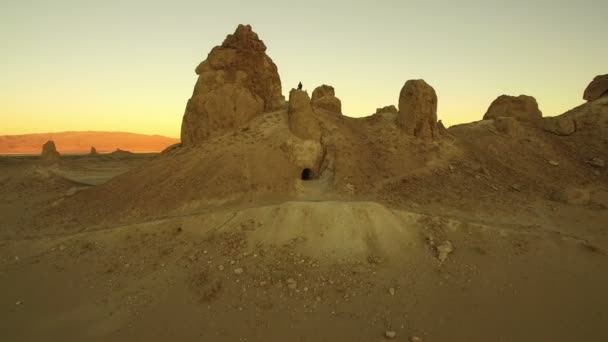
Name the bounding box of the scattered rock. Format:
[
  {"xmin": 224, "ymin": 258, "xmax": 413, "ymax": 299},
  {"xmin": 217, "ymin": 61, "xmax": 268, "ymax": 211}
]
[
  {"xmin": 15, "ymin": 301, "xmax": 22, "ymax": 306},
  {"xmin": 436, "ymin": 241, "xmax": 454, "ymax": 263},
  {"xmin": 583, "ymin": 74, "xmax": 608, "ymax": 102},
  {"xmin": 548, "ymin": 160, "xmax": 560, "ymax": 166},
  {"xmin": 511, "ymin": 184, "xmax": 522, "ymax": 191},
  {"xmin": 388, "ymin": 287, "xmax": 395, "ymax": 296},
  {"xmin": 217, "ymin": 265, "xmax": 225, "ymax": 271},
  {"xmin": 397, "ymin": 79, "xmax": 438, "ymax": 139},
  {"xmin": 311, "ymin": 84, "xmax": 342, "ymax": 114},
  {"xmin": 41, "ymin": 140, "xmax": 60, "ymax": 160},
  {"xmin": 233, "ymin": 267, "xmax": 243, "ymax": 275},
  {"xmin": 180, "ymin": 24, "xmax": 284, "ymax": 145},
  {"xmin": 385, "ymin": 330, "xmax": 397, "ymax": 339},
  {"xmin": 286, "ymin": 278, "xmax": 297, "ymax": 290},
  {"xmin": 288, "ymin": 89, "xmax": 321, "ymax": 140},
  {"xmin": 89, "ymin": 146, "xmax": 98, "ymax": 155},
  {"xmin": 483, "ymin": 95, "xmax": 542, "ymax": 125},
  {"xmin": 587, "ymin": 158, "xmax": 605, "ymax": 168},
  {"xmin": 410, "ymin": 336, "xmax": 422, "ymax": 342},
  {"xmin": 542, "ymin": 115, "xmax": 576, "ymax": 136}
]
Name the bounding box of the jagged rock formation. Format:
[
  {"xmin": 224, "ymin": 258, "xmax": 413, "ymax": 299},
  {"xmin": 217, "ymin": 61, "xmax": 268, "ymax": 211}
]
[
  {"xmin": 41, "ymin": 140, "xmax": 60, "ymax": 160},
  {"xmin": 180, "ymin": 24, "xmax": 284, "ymax": 146},
  {"xmin": 483, "ymin": 95, "xmax": 542, "ymax": 124},
  {"xmin": 396, "ymin": 79, "xmax": 438, "ymax": 139},
  {"xmin": 583, "ymin": 74, "xmax": 608, "ymax": 102},
  {"xmin": 90, "ymin": 146, "xmax": 98, "ymax": 155},
  {"xmin": 311, "ymin": 85, "xmax": 342, "ymax": 114},
  {"xmin": 375, "ymin": 105, "xmax": 398, "ymax": 114},
  {"xmin": 542, "ymin": 116, "xmax": 576, "ymax": 136},
  {"xmin": 288, "ymin": 89, "xmax": 321, "ymax": 141}
]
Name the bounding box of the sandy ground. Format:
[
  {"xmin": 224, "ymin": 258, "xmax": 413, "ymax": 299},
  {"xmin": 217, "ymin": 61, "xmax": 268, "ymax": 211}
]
[{"xmin": 1, "ymin": 149, "xmax": 607, "ymax": 341}]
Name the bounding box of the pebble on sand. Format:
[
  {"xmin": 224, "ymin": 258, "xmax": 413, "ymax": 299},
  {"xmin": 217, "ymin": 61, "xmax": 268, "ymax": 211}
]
[
  {"xmin": 233, "ymin": 267, "xmax": 244, "ymax": 275},
  {"xmin": 385, "ymin": 330, "xmax": 397, "ymax": 339}
]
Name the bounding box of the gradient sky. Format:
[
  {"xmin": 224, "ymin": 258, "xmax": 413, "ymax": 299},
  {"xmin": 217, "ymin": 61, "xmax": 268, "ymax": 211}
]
[{"xmin": 1, "ymin": 0, "xmax": 606, "ymax": 138}]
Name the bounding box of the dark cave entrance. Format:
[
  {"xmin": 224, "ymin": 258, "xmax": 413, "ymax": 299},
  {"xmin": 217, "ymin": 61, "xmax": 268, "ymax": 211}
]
[{"xmin": 301, "ymin": 168, "xmax": 314, "ymax": 181}]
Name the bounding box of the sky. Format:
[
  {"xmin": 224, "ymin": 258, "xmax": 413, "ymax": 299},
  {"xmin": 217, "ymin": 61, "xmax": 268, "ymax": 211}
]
[{"xmin": 1, "ymin": 0, "xmax": 606, "ymax": 138}]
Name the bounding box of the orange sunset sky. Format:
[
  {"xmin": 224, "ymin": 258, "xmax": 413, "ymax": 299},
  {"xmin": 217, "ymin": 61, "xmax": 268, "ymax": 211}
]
[{"xmin": 1, "ymin": 0, "xmax": 607, "ymax": 138}]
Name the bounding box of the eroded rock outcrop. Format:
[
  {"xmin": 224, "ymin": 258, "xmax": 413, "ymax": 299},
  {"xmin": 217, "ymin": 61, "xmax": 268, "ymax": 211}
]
[
  {"xmin": 41, "ymin": 140, "xmax": 60, "ymax": 160},
  {"xmin": 375, "ymin": 105, "xmax": 398, "ymax": 114},
  {"xmin": 311, "ymin": 85, "xmax": 342, "ymax": 114},
  {"xmin": 396, "ymin": 80, "xmax": 438, "ymax": 139},
  {"xmin": 90, "ymin": 146, "xmax": 98, "ymax": 155},
  {"xmin": 180, "ymin": 24, "xmax": 283, "ymax": 145},
  {"xmin": 483, "ymin": 95, "xmax": 542, "ymax": 124},
  {"xmin": 583, "ymin": 74, "xmax": 608, "ymax": 102},
  {"xmin": 288, "ymin": 89, "xmax": 321, "ymax": 141}
]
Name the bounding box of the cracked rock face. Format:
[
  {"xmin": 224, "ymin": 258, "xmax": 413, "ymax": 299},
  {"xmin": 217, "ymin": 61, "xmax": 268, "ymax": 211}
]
[{"xmin": 180, "ymin": 24, "xmax": 283, "ymax": 145}]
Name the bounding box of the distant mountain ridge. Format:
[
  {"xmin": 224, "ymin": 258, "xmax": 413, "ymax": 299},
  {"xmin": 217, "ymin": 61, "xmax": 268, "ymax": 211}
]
[{"xmin": 0, "ymin": 131, "xmax": 179, "ymax": 154}]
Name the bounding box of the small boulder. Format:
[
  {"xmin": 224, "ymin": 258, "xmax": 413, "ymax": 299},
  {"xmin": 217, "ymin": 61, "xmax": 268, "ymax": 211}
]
[
  {"xmin": 311, "ymin": 84, "xmax": 342, "ymax": 114},
  {"xmin": 89, "ymin": 146, "xmax": 98, "ymax": 155},
  {"xmin": 397, "ymin": 79, "xmax": 438, "ymax": 139},
  {"xmin": 583, "ymin": 74, "xmax": 608, "ymax": 102},
  {"xmin": 385, "ymin": 331, "xmax": 397, "ymax": 339},
  {"xmin": 436, "ymin": 241, "xmax": 454, "ymax": 264},
  {"xmin": 41, "ymin": 140, "xmax": 60, "ymax": 160},
  {"xmin": 542, "ymin": 116, "xmax": 576, "ymax": 136},
  {"xmin": 288, "ymin": 89, "xmax": 321, "ymax": 140},
  {"xmin": 483, "ymin": 95, "xmax": 542, "ymax": 124}
]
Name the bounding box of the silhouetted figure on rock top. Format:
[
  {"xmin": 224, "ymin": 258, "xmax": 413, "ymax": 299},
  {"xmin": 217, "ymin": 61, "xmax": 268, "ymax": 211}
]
[{"xmin": 298, "ymin": 82, "xmax": 302, "ymax": 90}]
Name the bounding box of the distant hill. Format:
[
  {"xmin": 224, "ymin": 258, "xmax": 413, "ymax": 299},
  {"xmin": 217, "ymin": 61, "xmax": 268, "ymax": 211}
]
[{"xmin": 0, "ymin": 131, "xmax": 179, "ymax": 154}]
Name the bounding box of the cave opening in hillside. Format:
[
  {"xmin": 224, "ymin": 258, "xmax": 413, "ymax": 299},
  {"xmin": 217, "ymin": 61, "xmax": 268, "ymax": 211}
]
[{"xmin": 301, "ymin": 168, "xmax": 314, "ymax": 181}]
